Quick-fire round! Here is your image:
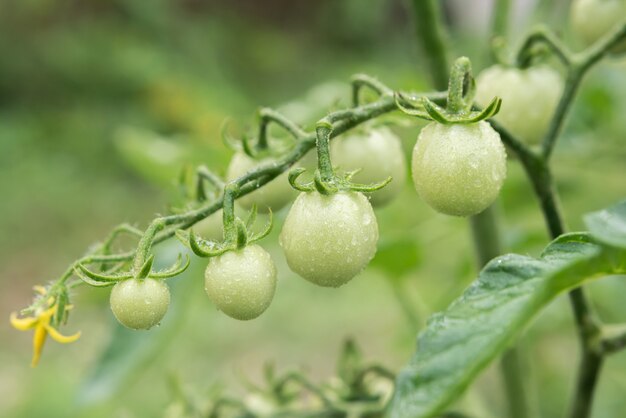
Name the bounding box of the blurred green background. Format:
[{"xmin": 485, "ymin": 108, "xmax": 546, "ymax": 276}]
[{"xmin": 1, "ymin": 0, "xmax": 625, "ymax": 417}]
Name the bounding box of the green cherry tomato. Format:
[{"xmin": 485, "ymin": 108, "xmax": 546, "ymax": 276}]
[
  {"xmin": 475, "ymin": 65, "xmax": 563, "ymax": 146},
  {"xmin": 331, "ymin": 127, "xmax": 407, "ymax": 206},
  {"xmin": 110, "ymin": 278, "xmax": 170, "ymax": 330},
  {"xmin": 226, "ymin": 152, "xmax": 295, "ymax": 213},
  {"xmin": 204, "ymin": 244, "xmax": 277, "ymax": 320},
  {"xmin": 571, "ymin": 0, "xmax": 626, "ymax": 49},
  {"xmin": 411, "ymin": 121, "xmax": 507, "ymax": 217},
  {"xmin": 280, "ymin": 191, "xmax": 378, "ymax": 287}
]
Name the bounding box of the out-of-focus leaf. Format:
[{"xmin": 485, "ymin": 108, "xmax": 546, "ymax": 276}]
[
  {"xmin": 371, "ymin": 238, "xmax": 421, "ymax": 280},
  {"xmin": 585, "ymin": 200, "xmax": 626, "ymax": 249},
  {"xmin": 389, "ymin": 232, "xmax": 626, "ymax": 418},
  {"xmin": 114, "ymin": 126, "xmax": 190, "ymax": 187}
]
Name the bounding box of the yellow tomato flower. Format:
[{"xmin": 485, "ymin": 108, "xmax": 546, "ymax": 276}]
[{"xmin": 10, "ymin": 287, "xmax": 81, "ymax": 367}]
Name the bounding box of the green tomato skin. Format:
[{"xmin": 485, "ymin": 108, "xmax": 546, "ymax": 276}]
[
  {"xmin": 411, "ymin": 121, "xmax": 507, "ymax": 217},
  {"xmin": 571, "ymin": 0, "xmax": 626, "ymax": 49},
  {"xmin": 279, "ymin": 191, "xmax": 378, "ymax": 287},
  {"xmin": 204, "ymin": 244, "xmax": 277, "ymax": 320},
  {"xmin": 110, "ymin": 278, "xmax": 170, "ymax": 330},
  {"xmin": 331, "ymin": 127, "xmax": 407, "ymax": 207},
  {"xmin": 226, "ymin": 152, "xmax": 295, "ymax": 213},
  {"xmin": 475, "ymin": 65, "xmax": 563, "ymax": 145}
]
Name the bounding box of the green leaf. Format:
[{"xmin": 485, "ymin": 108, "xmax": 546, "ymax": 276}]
[
  {"xmin": 585, "ymin": 199, "xmax": 626, "ymax": 249},
  {"xmin": 371, "ymin": 238, "xmax": 421, "ymax": 280},
  {"xmin": 389, "ymin": 233, "xmax": 626, "ymax": 418}
]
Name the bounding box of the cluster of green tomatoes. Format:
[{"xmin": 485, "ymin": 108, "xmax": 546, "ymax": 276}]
[{"xmin": 109, "ymin": 23, "xmax": 619, "ymax": 329}]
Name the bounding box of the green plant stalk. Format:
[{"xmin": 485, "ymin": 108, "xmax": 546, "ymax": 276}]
[
  {"xmin": 410, "ymin": 0, "xmax": 450, "ymax": 90},
  {"xmin": 491, "ymin": 0, "xmax": 511, "ymax": 38},
  {"xmin": 470, "ymin": 206, "xmax": 535, "ymax": 418}
]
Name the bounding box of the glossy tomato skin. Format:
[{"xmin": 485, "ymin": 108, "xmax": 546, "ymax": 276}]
[
  {"xmin": 226, "ymin": 152, "xmax": 295, "ymax": 213},
  {"xmin": 332, "ymin": 127, "xmax": 407, "ymax": 207},
  {"xmin": 280, "ymin": 191, "xmax": 378, "ymax": 287},
  {"xmin": 110, "ymin": 278, "xmax": 171, "ymax": 330},
  {"xmin": 475, "ymin": 65, "xmax": 563, "ymax": 146},
  {"xmin": 411, "ymin": 121, "xmax": 507, "ymax": 217},
  {"xmin": 571, "ymin": 0, "xmax": 626, "ymax": 49},
  {"xmin": 204, "ymin": 244, "xmax": 277, "ymax": 320}
]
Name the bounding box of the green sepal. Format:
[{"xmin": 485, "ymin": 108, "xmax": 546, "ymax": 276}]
[
  {"xmin": 150, "ymin": 254, "xmax": 191, "ymax": 279},
  {"xmin": 241, "ymin": 133, "xmax": 258, "ymax": 158},
  {"xmin": 74, "ymin": 263, "xmax": 130, "ymax": 287},
  {"xmin": 288, "ymin": 167, "xmax": 315, "ymax": 192},
  {"xmin": 246, "ymin": 204, "xmax": 258, "ymax": 230},
  {"xmin": 249, "ymin": 209, "xmax": 273, "ymax": 244},
  {"xmin": 52, "ymin": 288, "xmax": 69, "ymax": 327},
  {"xmin": 347, "ymin": 176, "xmax": 392, "ymax": 193},
  {"xmin": 135, "ymin": 254, "xmax": 155, "ymax": 279},
  {"xmin": 394, "ymin": 93, "xmax": 430, "ymax": 120},
  {"xmin": 220, "ymin": 118, "xmax": 241, "ymax": 152},
  {"xmin": 313, "ymin": 170, "xmax": 338, "ymax": 195},
  {"xmin": 235, "ymin": 218, "xmax": 249, "ymax": 249}
]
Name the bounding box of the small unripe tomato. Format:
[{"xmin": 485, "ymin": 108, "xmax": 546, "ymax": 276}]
[
  {"xmin": 475, "ymin": 65, "xmax": 563, "ymax": 145},
  {"xmin": 571, "ymin": 0, "xmax": 626, "ymax": 49},
  {"xmin": 331, "ymin": 127, "xmax": 407, "ymax": 206},
  {"xmin": 110, "ymin": 278, "xmax": 170, "ymax": 330},
  {"xmin": 279, "ymin": 191, "xmax": 378, "ymax": 287},
  {"xmin": 204, "ymin": 244, "xmax": 277, "ymax": 320},
  {"xmin": 226, "ymin": 152, "xmax": 295, "ymax": 213},
  {"xmin": 411, "ymin": 121, "xmax": 507, "ymax": 217}
]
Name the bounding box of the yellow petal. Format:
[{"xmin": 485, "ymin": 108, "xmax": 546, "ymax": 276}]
[
  {"xmin": 31, "ymin": 325, "xmax": 48, "ymax": 367},
  {"xmin": 10, "ymin": 312, "xmax": 38, "ymax": 331},
  {"xmin": 33, "ymin": 285, "xmax": 47, "ymax": 295},
  {"xmin": 44, "ymin": 324, "xmax": 81, "ymax": 344},
  {"xmin": 39, "ymin": 306, "xmax": 57, "ymax": 320}
]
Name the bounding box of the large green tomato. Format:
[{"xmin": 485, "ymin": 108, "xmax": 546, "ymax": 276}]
[
  {"xmin": 571, "ymin": 0, "xmax": 626, "ymax": 49},
  {"xmin": 475, "ymin": 65, "xmax": 563, "ymax": 146},
  {"xmin": 331, "ymin": 127, "xmax": 407, "ymax": 206},
  {"xmin": 226, "ymin": 152, "xmax": 295, "ymax": 213},
  {"xmin": 279, "ymin": 191, "xmax": 378, "ymax": 287},
  {"xmin": 110, "ymin": 278, "xmax": 170, "ymax": 330},
  {"xmin": 411, "ymin": 121, "xmax": 507, "ymax": 217},
  {"xmin": 204, "ymin": 244, "xmax": 277, "ymax": 320}
]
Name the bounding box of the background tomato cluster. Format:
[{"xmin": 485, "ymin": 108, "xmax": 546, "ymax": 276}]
[{"xmin": 1, "ymin": 1, "xmax": 626, "ymax": 417}]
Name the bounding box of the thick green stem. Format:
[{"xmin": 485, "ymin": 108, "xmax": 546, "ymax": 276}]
[
  {"xmin": 315, "ymin": 123, "xmax": 335, "ymax": 183},
  {"xmin": 567, "ymin": 351, "xmax": 604, "ymax": 418},
  {"xmin": 410, "ymin": 0, "xmax": 450, "ymax": 90},
  {"xmin": 491, "ymin": 0, "xmax": 511, "ymax": 38}
]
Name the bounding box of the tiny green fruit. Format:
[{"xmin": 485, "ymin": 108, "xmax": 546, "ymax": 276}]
[
  {"xmin": 475, "ymin": 65, "xmax": 563, "ymax": 145},
  {"xmin": 570, "ymin": 0, "xmax": 626, "ymax": 49},
  {"xmin": 110, "ymin": 278, "xmax": 170, "ymax": 330},
  {"xmin": 226, "ymin": 152, "xmax": 295, "ymax": 212},
  {"xmin": 411, "ymin": 121, "xmax": 507, "ymax": 217},
  {"xmin": 280, "ymin": 191, "xmax": 378, "ymax": 287},
  {"xmin": 204, "ymin": 244, "xmax": 277, "ymax": 320},
  {"xmin": 332, "ymin": 127, "xmax": 407, "ymax": 206}
]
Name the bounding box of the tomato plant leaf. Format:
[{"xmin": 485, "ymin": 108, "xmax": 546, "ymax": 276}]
[
  {"xmin": 584, "ymin": 199, "xmax": 626, "ymax": 249},
  {"xmin": 371, "ymin": 238, "xmax": 421, "ymax": 280},
  {"xmin": 389, "ymin": 232, "xmax": 626, "ymax": 418}
]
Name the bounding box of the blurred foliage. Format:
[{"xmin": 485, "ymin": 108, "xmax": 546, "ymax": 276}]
[{"xmin": 0, "ymin": 1, "xmax": 625, "ymax": 418}]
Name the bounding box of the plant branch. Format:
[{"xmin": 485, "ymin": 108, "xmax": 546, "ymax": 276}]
[{"xmin": 409, "ymin": 0, "xmax": 450, "ymax": 90}]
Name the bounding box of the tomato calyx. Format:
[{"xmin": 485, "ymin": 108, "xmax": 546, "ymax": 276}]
[
  {"xmin": 288, "ymin": 166, "xmax": 391, "ymax": 196},
  {"xmin": 396, "ymin": 57, "xmax": 502, "ymax": 125},
  {"xmin": 74, "ymin": 252, "xmax": 190, "ymax": 288},
  {"xmin": 176, "ymin": 184, "xmax": 273, "ymax": 258}
]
